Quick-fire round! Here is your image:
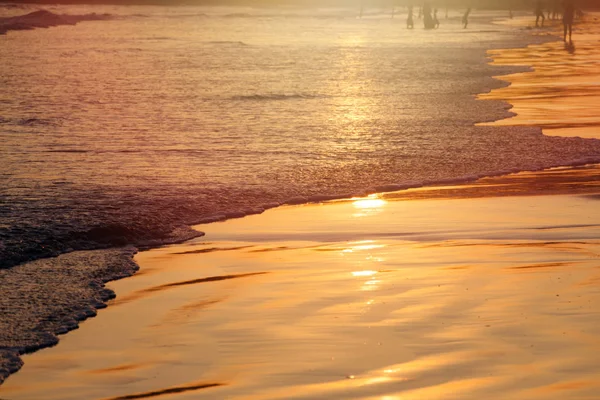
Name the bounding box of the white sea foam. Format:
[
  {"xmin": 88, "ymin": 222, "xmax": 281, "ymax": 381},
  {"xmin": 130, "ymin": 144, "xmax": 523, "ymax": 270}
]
[{"xmin": 0, "ymin": 248, "xmax": 139, "ymax": 384}]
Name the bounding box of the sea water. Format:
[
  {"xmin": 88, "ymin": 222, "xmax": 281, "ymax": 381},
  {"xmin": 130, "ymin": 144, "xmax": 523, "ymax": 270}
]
[{"xmin": 2, "ymin": 5, "xmax": 600, "ymax": 268}]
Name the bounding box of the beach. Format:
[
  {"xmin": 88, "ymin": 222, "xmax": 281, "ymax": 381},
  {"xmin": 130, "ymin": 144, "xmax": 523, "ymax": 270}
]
[
  {"xmin": 1, "ymin": 6, "xmax": 600, "ymax": 399},
  {"xmin": 3, "ymin": 170, "xmax": 600, "ymax": 399},
  {"xmin": 481, "ymin": 15, "xmax": 600, "ymax": 139}
]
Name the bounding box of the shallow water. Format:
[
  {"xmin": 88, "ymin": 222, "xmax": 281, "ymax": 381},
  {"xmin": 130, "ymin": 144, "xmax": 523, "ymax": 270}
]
[
  {"xmin": 3, "ymin": 6, "xmax": 600, "ymax": 268},
  {"xmin": 3, "ymin": 187, "xmax": 600, "ymax": 399},
  {"xmin": 481, "ymin": 14, "xmax": 600, "ymax": 139}
]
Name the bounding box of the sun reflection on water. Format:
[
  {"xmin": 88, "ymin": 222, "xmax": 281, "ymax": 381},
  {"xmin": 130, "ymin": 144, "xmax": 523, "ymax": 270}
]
[
  {"xmin": 351, "ymin": 270, "xmax": 381, "ymax": 291},
  {"xmin": 342, "ymin": 244, "xmax": 384, "ymax": 253},
  {"xmin": 351, "ymin": 270, "xmax": 378, "ymax": 277},
  {"xmin": 352, "ymin": 195, "xmax": 387, "ymax": 217},
  {"xmin": 353, "ymin": 198, "xmax": 387, "ymax": 209},
  {"xmin": 342, "ymin": 240, "xmax": 386, "ymax": 253}
]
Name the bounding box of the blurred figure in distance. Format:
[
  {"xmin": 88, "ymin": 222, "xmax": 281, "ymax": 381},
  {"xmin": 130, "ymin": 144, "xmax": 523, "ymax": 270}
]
[
  {"xmin": 535, "ymin": 0, "xmax": 546, "ymax": 27},
  {"xmin": 407, "ymin": 5, "xmax": 414, "ymax": 29},
  {"xmin": 462, "ymin": 8, "xmax": 471, "ymax": 28},
  {"xmin": 563, "ymin": 0, "xmax": 575, "ymax": 41}
]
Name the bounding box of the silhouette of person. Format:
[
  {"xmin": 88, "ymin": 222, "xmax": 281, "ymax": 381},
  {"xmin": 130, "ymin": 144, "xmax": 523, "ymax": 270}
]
[
  {"xmin": 462, "ymin": 8, "xmax": 471, "ymax": 29},
  {"xmin": 535, "ymin": 0, "xmax": 546, "ymax": 27},
  {"xmin": 407, "ymin": 5, "xmax": 414, "ymax": 29},
  {"xmin": 423, "ymin": 2, "xmax": 435, "ymax": 29},
  {"xmin": 563, "ymin": 0, "xmax": 575, "ymax": 41},
  {"xmin": 433, "ymin": 8, "xmax": 440, "ymax": 28}
]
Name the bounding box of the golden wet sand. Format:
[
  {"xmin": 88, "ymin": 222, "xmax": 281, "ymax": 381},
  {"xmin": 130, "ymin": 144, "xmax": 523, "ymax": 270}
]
[
  {"xmin": 2, "ymin": 175, "xmax": 600, "ymax": 399},
  {"xmin": 481, "ymin": 14, "xmax": 600, "ymax": 139}
]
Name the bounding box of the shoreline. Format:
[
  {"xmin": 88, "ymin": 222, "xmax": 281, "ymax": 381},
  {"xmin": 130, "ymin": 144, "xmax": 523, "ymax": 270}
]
[
  {"xmin": 2, "ymin": 162, "xmax": 600, "ymax": 387},
  {"xmin": 3, "ymin": 10, "xmax": 599, "ymax": 272},
  {"xmin": 3, "ymin": 184, "xmax": 600, "ymax": 398},
  {"xmin": 482, "ymin": 13, "xmax": 600, "ymax": 139},
  {"xmin": 1, "ymin": 11, "xmax": 600, "ymax": 389},
  {"xmin": 0, "ymin": 248, "xmax": 139, "ymax": 385}
]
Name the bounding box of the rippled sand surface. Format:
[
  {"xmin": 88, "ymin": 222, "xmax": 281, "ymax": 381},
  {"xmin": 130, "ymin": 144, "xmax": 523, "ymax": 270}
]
[
  {"xmin": 2, "ymin": 173, "xmax": 600, "ymax": 399},
  {"xmin": 481, "ymin": 14, "xmax": 600, "ymax": 138}
]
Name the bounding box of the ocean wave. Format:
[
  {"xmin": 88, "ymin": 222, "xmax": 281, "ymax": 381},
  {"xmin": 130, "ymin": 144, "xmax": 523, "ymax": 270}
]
[
  {"xmin": 164, "ymin": 13, "xmax": 208, "ymax": 19},
  {"xmin": 18, "ymin": 117, "xmax": 58, "ymax": 127},
  {"xmin": 121, "ymin": 11, "xmax": 362, "ymax": 21},
  {"xmin": 219, "ymin": 12, "xmax": 365, "ymax": 20},
  {"xmin": 230, "ymin": 93, "xmax": 325, "ymax": 101},
  {"xmin": 138, "ymin": 36, "xmax": 177, "ymax": 41},
  {"xmin": 4, "ymin": 151, "xmax": 600, "ymax": 272},
  {"xmin": 0, "ymin": 3, "xmax": 27, "ymax": 9},
  {"xmin": 0, "ymin": 10, "xmax": 113, "ymax": 35},
  {"xmin": 42, "ymin": 148, "xmax": 213, "ymax": 155},
  {"xmin": 44, "ymin": 149, "xmax": 89, "ymax": 154},
  {"xmin": 205, "ymin": 40, "xmax": 248, "ymax": 46},
  {"xmin": 131, "ymin": 13, "xmax": 211, "ymax": 19},
  {"xmin": 0, "ymin": 117, "xmax": 62, "ymax": 127},
  {"xmin": 0, "ymin": 247, "xmax": 140, "ymax": 385}
]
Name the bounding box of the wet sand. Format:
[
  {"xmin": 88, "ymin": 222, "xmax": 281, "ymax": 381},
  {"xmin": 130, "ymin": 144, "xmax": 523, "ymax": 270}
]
[
  {"xmin": 2, "ymin": 170, "xmax": 600, "ymax": 399},
  {"xmin": 481, "ymin": 13, "xmax": 600, "ymax": 139}
]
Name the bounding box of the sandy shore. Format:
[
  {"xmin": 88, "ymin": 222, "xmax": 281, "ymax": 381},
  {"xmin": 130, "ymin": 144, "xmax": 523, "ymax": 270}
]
[
  {"xmin": 481, "ymin": 13, "xmax": 600, "ymax": 139},
  {"xmin": 2, "ymin": 168, "xmax": 600, "ymax": 399},
  {"xmin": 2, "ymin": 13, "xmax": 600, "ymax": 400}
]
